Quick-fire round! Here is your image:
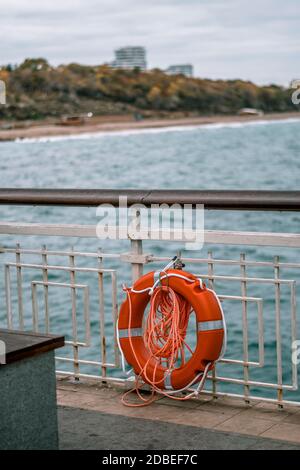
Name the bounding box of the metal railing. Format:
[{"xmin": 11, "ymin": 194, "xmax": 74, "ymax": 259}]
[
  {"xmin": 0, "ymin": 188, "xmax": 300, "ymax": 210},
  {"xmin": 0, "ymin": 189, "xmax": 300, "ymax": 408}
]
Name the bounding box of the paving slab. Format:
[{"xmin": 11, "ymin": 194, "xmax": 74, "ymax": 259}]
[
  {"xmin": 58, "ymin": 406, "xmax": 300, "ymax": 450},
  {"xmin": 260, "ymin": 422, "xmax": 300, "ymax": 444},
  {"xmin": 56, "ymin": 380, "xmax": 300, "ymax": 447}
]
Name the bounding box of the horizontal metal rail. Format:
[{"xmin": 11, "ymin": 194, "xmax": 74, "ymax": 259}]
[
  {"xmin": 0, "ymin": 189, "xmax": 300, "ymax": 210},
  {"xmin": 1, "ymin": 222, "xmax": 300, "ymax": 247}
]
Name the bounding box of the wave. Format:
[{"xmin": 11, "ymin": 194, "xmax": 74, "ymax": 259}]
[{"xmin": 11, "ymin": 116, "xmax": 300, "ymax": 144}]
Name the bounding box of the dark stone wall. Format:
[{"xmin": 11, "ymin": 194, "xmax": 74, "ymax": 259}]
[{"xmin": 0, "ymin": 351, "xmax": 58, "ymax": 450}]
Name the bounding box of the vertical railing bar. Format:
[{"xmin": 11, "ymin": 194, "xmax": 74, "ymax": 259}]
[
  {"xmin": 290, "ymin": 281, "xmax": 297, "ymax": 389},
  {"xmin": 5, "ymin": 265, "xmax": 13, "ymax": 329},
  {"xmin": 84, "ymin": 286, "xmax": 91, "ymax": 346},
  {"xmin": 130, "ymin": 209, "xmax": 143, "ymax": 282},
  {"xmin": 31, "ymin": 282, "xmax": 39, "ymax": 332},
  {"xmin": 69, "ymin": 248, "xmax": 79, "ymax": 381},
  {"xmin": 97, "ymin": 248, "xmax": 107, "ymax": 380},
  {"xmin": 130, "ymin": 240, "xmax": 143, "ymax": 282},
  {"xmin": 207, "ymin": 251, "xmax": 217, "ymax": 398},
  {"xmin": 257, "ymin": 299, "xmax": 265, "ymax": 367},
  {"xmin": 129, "ymin": 210, "xmax": 143, "ymax": 384},
  {"xmin": 240, "ymin": 253, "xmax": 250, "ymax": 403},
  {"xmin": 15, "ymin": 243, "xmax": 24, "ymax": 330},
  {"xmin": 111, "ymin": 271, "xmax": 120, "ymax": 367},
  {"xmin": 42, "ymin": 244, "xmax": 50, "ymax": 333},
  {"xmin": 274, "ymin": 255, "xmax": 283, "ymax": 407}
]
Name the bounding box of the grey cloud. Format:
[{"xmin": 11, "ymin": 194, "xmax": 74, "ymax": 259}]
[{"xmin": 0, "ymin": 0, "xmax": 299, "ymax": 84}]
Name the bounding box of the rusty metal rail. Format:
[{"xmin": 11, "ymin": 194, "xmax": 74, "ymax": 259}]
[{"xmin": 0, "ymin": 189, "xmax": 300, "ymax": 210}]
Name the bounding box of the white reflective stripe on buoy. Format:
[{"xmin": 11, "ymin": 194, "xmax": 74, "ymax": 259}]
[
  {"xmin": 118, "ymin": 328, "xmax": 143, "ymax": 338},
  {"xmin": 198, "ymin": 320, "xmax": 224, "ymax": 331}
]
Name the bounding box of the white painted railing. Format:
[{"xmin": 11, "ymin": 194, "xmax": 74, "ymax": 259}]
[{"xmin": 0, "ymin": 220, "xmax": 299, "ymax": 408}]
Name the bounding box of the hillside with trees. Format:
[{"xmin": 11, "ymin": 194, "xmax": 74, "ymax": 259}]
[{"xmin": 0, "ymin": 58, "xmax": 297, "ymax": 121}]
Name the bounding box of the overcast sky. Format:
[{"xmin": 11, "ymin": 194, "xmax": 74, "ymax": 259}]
[{"xmin": 1, "ymin": 0, "xmax": 299, "ymax": 85}]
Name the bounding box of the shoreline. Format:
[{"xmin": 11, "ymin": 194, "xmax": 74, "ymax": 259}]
[{"xmin": 0, "ymin": 111, "xmax": 299, "ymax": 142}]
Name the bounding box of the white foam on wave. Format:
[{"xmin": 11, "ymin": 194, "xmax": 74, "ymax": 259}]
[{"xmin": 10, "ymin": 116, "xmax": 300, "ymax": 144}]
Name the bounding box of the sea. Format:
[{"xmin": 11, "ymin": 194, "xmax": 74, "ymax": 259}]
[{"xmin": 0, "ymin": 117, "xmax": 300, "ymax": 401}]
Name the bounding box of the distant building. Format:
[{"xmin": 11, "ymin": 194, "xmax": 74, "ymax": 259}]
[
  {"xmin": 111, "ymin": 46, "xmax": 147, "ymax": 71},
  {"xmin": 166, "ymin": 64, "xmax": 193, "ymax": 77}
]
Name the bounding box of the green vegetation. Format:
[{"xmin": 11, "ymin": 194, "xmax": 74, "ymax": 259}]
[{"xmin": 0, "ymin": 58, "xmax": 297, "ymax": 121}]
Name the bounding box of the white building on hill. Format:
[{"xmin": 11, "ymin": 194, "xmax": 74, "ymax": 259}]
[
  {"xmin": 166, "ymin": 64, "xmax": 193, "ymax": 77},
  {"xmin": 111, "ymin": 47, "xmax": 147, "ymax": 71}
]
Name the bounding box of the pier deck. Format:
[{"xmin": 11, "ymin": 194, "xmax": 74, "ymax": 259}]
[{"xmin": 57, "ymin": 377, "xmax": 300, "ymax": 450}]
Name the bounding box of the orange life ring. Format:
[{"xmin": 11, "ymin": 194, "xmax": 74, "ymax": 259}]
[{"xmin": 118, "ymin": 269, "xmax": 224, "ymax": 391}]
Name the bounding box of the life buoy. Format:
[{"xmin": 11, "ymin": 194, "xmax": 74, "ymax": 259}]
[{"xmin": 118, "ymin": 269, "xmax": 225, "ymax": 391}]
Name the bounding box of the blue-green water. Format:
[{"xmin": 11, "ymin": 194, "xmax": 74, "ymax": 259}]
[{"xmin": 0, "ymin": 118, "xmax": 300, "ymax": 401}]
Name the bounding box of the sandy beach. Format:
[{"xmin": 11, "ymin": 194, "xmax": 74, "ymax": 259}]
[{"xmin": 0, "ymin": 111, "xmax": 299, "ymax": 142}]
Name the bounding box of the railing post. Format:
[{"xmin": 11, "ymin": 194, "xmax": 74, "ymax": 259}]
[
  {"xmin": 97, "ymin": 248, "xmax": 107, "ymax": 382},
  {"xmin": 274, "ymin": 255, "xmax": 283, "ymax": 408},
  {"xmin": 42, "ymin": 244, "xmax": 50, "ymax": 334},
  {"xmin": 69, "ymin": 248, "xmax": 79, "ymax": 381},
  {"xmin": 16, "ymin": 243, "xmax": 24, "ymax": 330},
  {"xmin": 130, "ymin": 208, "xmax": 144, "ymax": 282},
  {"xmin": 240, "ymin": 253, "xmax": 250, "ymax": 404},
  {"xmin": 130, "ymin": 240, "xmax": 143, "ymax": 282},
  {"xmin": 208, "ymin": 251, "xmax": 217, "ymax": 400}
]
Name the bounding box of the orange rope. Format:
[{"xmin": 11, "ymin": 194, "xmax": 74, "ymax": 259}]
[
  {"xmin": 144, "ymin": 286, "xmax": 192, "ymax": 368},
  {"xmin": 121, "ymin": 284, "xmax": 201, "ymax": 407}
]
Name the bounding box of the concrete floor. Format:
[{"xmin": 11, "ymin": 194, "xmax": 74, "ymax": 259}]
[
  {"xmin": 57, "ymin": 378, "xmax": 300, "ymax": 450},
  {"xmin": 58, "ymin": 406, "xmax": 300, "ymax": 450}
]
